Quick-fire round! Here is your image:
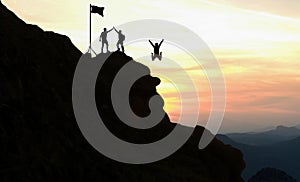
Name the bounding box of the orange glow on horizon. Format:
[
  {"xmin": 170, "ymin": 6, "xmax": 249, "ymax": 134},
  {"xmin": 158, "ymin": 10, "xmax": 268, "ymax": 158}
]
[{"xmin": 3, "ymin": 0, "xmax": 300, "ymax": 132}]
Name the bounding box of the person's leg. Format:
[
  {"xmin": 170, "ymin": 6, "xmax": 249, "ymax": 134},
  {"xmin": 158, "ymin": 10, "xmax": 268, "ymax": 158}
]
[
  {"xmin": 151, "ymin": 53, "xmax": 154, "ymax": 61},
  {"xmin": 159, "ymin": 52, "xmax": 162, "ymax": 60},
  {"xmin": 158, "ymin": 55, "xmax": 162, "ymax": 61},
  {"xmin": 117, "ymin": 42, "xmax": 120, "ymax": 51},
  {"xmin": 105, "ymin": 42, "xmax": 109, "ymax": 52},
  {"xmin": 121, "ymin": 42, "xmax": 124, "ymax": 52},
  {"xmin": 101, "ymin": 42, "xmax": 104, "ymax": 53}
]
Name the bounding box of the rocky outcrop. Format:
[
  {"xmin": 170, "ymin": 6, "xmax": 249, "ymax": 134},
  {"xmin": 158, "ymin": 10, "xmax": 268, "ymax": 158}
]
[{"xmin": 0, "ymin": 2, "xmax": 245, "ymax": 181}]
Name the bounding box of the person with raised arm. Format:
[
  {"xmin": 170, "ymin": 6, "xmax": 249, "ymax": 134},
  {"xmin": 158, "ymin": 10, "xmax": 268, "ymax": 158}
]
[
  {"xmin": 149, "ymin": 39, "xmax": 164, "ymax": 61},
  {"xmin": 113, "ymin": 27, "xmax": 126, "ymax": 52},
  {"xmin": 99, "ymin": 27, "xmax": 113, "ymax": 53}
]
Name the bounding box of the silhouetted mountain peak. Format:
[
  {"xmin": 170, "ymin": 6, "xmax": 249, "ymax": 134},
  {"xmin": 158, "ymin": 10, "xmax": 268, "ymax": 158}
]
[
  {"xmin": 0, "ymin": 3, "xmax": 245, "ymax": 181},
  {"xmin": 248, "ymin": 168, "xmax": 296, "ymax": 182},
  {"xmin": 276, "ymin": 125, "xmax": 287, "ymax": 129},
  {"xmin": 275, "ymin": 125, "xmax": 298, "ymax": 131},
  {"xmin": 270, "ymin": 125, "xmax": 300, "ymax": 137}
]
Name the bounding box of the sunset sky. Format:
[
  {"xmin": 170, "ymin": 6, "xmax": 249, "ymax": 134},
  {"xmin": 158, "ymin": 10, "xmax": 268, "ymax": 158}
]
[{"xmin": 3, "ymin": 0, "xmax": 300, "ymax": 133}]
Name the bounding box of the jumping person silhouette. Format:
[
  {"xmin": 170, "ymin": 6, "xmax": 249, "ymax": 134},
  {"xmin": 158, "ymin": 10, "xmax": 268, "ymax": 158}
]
[
  {"xmin": 113, "ymin": 27, "xmax": 125, "ymax": 52},
  {"xmin": 99, "ymin": 27, "xmax": 113, "ymax": 53},
  {"xmin": 149, "ymin": 39, "xmax": 164, "ymax": 61}
]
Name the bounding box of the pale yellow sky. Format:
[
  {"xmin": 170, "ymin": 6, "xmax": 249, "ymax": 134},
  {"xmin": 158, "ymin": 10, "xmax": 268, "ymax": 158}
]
[{"xmin": 3, "ymin": 0, "xmax": 300, "ymax": 132}]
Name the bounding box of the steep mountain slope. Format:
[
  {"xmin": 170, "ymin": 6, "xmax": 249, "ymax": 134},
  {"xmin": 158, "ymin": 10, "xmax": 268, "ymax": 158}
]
[{"xmin": 0, "ymin": 2, "xmax": 245, "ymax": 181}]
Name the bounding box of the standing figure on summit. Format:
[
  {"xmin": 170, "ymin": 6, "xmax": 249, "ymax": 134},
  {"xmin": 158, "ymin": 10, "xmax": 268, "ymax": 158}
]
[
  {"xmin": 113, "ymin": 27, "xmax": 125, "ymax": 52},
  {"xmin": 99, "ymin": 27, "xmax": 113, "ymax": 53},
  {"xmin": 149, "ymin": 39, "xmax": 164, "ymax": 61}
]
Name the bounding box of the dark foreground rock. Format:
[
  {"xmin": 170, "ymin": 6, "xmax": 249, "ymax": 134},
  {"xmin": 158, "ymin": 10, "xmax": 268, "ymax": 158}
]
[{"xmin": 0, "ymin": 2, "xmax": 245, "ymax": 181}]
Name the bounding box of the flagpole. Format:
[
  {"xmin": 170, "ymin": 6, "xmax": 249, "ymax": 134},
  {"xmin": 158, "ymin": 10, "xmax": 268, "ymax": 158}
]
[
  {"xmin": 89, "ymin": 4, "xmax": 91, "ymax": 56},
  {"xmin": 88, "ymin": 4, "xmax": 101, "ymax": 57}
]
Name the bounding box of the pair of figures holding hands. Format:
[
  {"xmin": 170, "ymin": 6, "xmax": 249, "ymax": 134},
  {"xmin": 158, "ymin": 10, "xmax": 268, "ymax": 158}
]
[{"xmin": 99, "ymin": 27, "xmax": 125, "ymax": 53}]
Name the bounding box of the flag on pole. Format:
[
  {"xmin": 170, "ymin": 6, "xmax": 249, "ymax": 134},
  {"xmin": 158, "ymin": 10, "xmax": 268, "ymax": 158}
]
[{"xmin": 91, "ymin": 5, "xmax": 104, "ymax": 17}]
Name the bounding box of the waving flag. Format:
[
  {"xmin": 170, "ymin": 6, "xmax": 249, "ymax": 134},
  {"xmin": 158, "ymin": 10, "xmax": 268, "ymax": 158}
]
[
  {"xmin": 91, "ymin": 5, "xmax": 104, "ymax": 17},
  {"xmin": 88, "ymin": 4, "xmax": 104, "ymax": 57}
]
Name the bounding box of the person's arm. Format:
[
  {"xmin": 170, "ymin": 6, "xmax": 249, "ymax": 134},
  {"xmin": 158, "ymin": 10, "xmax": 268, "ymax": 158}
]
[
  {"xmin": 99, "ymin": 33, "xmax": 102, "ymax": 41},
  {"xmin": 113, "ymin": 27, "xmax": 118, "ymax": 33},
  {"xmin": 149, "ymin": 40, "xmax": 154, "ymax": 47},
  {"xmin": 107, "ymin": 28, "xmax": 113, "ymax": 33},
  {"xmin": 159, "ymin": 39, "xmax": 164, "ymax": 47}
]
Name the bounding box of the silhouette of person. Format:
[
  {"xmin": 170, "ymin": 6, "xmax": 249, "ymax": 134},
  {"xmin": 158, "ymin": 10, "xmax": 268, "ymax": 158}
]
[
  {"xmin": 99, "ymin": 27, "xmax": 113, "ymax": 53},
  {"xmin": 113, "ymin": 27, "xmax": 125, "ymax": 52},
  {"xmin": 149, "ymin": 39, "xmax": 164, "ymax": 61}
]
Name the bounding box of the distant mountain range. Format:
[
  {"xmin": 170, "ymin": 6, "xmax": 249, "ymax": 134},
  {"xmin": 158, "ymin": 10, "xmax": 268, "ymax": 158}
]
[
  {"xmin": 217, "ymin": 125, "xmax": 300, "ymax": 181},
  {"xmin": 225, "ymin": 125, "xmax": 300, "ymax": 146}
]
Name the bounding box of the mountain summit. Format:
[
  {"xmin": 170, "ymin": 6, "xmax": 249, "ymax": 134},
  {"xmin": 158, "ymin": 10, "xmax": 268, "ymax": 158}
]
[
  {"xmin": 0, "ymin": 2, "xmax": 245, "ymax": 181},
  {"xmin": 248, "ymin": 168, "xmax": 297, "ymax": 182}
]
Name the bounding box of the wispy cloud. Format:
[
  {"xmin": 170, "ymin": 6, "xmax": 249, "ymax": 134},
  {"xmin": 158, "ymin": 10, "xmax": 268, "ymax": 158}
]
[{"xmin": 3, "ymin": 0, "xmax": 300, "ymax": 132}]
